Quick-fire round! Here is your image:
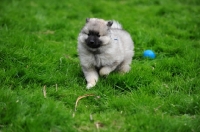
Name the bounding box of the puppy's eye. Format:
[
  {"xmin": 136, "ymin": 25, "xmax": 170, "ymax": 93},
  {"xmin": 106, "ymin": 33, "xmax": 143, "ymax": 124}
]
[
  {"xmin": 83, "ymin": 31, "xmax": 89, "ymax": 35},
  {"xmin": 96, "ymin": 34, "xmax": 100, "ymax": 37}
]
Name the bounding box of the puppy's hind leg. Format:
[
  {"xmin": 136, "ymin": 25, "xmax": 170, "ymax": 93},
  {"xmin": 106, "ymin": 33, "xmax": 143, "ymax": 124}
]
[
  {"xmin": 119, "ymin": 63, "xmax": 131, "ymax": 73},
  {"xmin": 118, "ymin": 51, "xmax": 133, "ymax": 73},
  {"xmin": 82, "ymin": 67, "xmax": 99, "ymax": 89}
]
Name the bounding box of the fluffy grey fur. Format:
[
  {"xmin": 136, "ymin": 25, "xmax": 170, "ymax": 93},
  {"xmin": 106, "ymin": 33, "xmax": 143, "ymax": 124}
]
[{"xmin": 78, "ymin": 18, "xmax": 134, "ymax": 89}]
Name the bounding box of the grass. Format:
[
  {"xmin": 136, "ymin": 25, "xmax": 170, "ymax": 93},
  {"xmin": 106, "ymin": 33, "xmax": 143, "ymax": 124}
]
[{"xmin": 0, "ymin": 0, "xmax": 200, "ymax": 131}]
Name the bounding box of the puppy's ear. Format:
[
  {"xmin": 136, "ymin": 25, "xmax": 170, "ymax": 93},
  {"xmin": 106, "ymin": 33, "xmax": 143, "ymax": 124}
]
[
  {"xmin": 86, "ymin": 18, "xmax": 90, "ymax": 23},
  {"xmin": 107, "ymin": 21, "xmax": 113, "ymax": 27}
]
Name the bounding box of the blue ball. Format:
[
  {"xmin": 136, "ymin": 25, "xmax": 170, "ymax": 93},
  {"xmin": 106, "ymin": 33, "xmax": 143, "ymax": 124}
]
[{"xmin": 143, "ymin": 50, "xmax": 156, "ymax": 59}]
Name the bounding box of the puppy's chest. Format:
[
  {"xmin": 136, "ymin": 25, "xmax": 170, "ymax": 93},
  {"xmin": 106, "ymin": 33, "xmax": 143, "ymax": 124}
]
[{"xmin": 93, "ymin": 54, "xmax": 112, "ymax": 67}]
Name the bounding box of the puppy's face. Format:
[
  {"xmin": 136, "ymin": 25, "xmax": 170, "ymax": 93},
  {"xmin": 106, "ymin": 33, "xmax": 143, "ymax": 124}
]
[
  {"xmin": 85, "ymin": 30, "xmax": 101, "ymax": 48},
  {"xmin": 79, "ymin": 18, "xmax": 113, "ymax": 49}
]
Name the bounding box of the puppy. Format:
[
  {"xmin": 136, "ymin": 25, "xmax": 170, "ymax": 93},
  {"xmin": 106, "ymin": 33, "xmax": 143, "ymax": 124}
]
[{"xmin": 78, "ymin": 18, "xmax": 134, "ymax": 89}]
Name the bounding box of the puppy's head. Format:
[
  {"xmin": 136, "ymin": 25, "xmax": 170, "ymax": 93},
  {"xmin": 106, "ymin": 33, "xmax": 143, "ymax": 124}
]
[{"xmin": 79, "ymin": 18, "xmax": 113, "ymax": 49}]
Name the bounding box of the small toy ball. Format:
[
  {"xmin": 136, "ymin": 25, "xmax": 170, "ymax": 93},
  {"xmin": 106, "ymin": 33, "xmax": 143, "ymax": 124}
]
[{"xmin": 143, "ymin": 50, "xmax": 156, "ymax": 59}]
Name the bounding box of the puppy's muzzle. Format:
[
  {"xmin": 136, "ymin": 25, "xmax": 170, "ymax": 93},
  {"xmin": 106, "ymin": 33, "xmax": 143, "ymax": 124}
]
[
  {"xmin": 90, "ymin": 39, "xmax": 95, "ymax": 44},
  {"xmin": 86, "ymin": 36, "xmax": 101, "ymax": 48}
]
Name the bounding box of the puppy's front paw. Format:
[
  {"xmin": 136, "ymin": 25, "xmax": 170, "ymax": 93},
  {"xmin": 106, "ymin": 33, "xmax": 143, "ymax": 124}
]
[
  {"xmin": 99, "ymin": 67, "xmax": 111, "ymax": 76},
  {"xmin": 86, "ymin": 82, "xmax": 96, "ymax": 89}
]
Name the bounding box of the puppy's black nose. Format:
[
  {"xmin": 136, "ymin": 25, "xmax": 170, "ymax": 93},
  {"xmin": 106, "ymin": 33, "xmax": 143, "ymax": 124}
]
[{"xmin": 90, "ymin": 40, "xmax": 94, "ymax": 44}]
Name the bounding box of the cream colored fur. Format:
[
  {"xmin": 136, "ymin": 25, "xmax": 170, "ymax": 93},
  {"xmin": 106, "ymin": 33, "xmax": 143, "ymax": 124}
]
[{"xmin": 78, "ymin": 18, "xmax": 134, "ymax": 89}]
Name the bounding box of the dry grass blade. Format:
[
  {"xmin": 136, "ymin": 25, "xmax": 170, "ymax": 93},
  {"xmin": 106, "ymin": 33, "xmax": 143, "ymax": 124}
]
[
  {"xmin": 56, "ymin": 84, "xmax": 58, "ymax": 92},
  {"xmin": 43, "ymin": 85, "xmax": 47, "ymax": 98},
  {"xmin": 74, "ymin": 94, "xmax": 95, "ymax": 111},
  {"xmin": 90, "ymin": 114, "xmax": 94, "ymax": 122},
  {"xmin": 95, "ymin": 122, "xmax": 104, "ymax": 132}
]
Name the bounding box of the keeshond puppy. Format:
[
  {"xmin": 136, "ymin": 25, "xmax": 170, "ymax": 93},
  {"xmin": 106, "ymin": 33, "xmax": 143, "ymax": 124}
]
[{"xmin": 78, "ymin": 18, "xmax": 134, "ymax": 89}]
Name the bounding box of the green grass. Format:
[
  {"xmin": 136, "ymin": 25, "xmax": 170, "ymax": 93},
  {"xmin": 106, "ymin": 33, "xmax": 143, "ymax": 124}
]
[{"xmin": 0, "ymin": 0, "xmax": 200, "ymax": 131}]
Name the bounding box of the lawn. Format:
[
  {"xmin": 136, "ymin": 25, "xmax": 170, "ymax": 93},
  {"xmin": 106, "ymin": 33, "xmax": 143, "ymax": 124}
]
[{"xmin": 0, "ymin": 0, "xmax": 200, "ymax": 131}]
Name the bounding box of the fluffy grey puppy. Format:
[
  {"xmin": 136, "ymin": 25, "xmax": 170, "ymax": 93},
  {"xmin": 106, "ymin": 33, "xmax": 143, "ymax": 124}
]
[{"xmin": 78, "ymin": 18, "xmax": 134, "ymax": 89}]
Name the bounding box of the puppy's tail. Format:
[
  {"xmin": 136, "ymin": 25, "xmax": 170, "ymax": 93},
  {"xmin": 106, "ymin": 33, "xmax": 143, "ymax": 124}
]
[{"xmin": 111, "ymin": 20, "xmax": 123, "ymax": 29}]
